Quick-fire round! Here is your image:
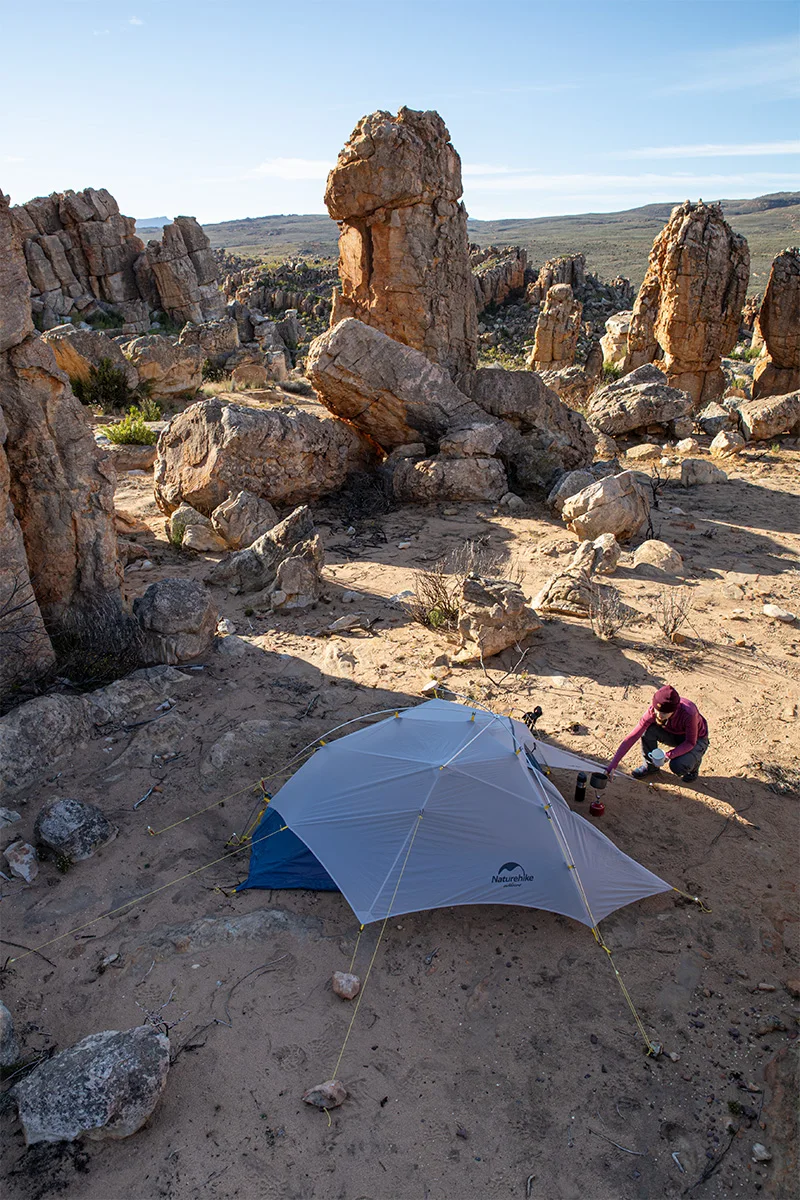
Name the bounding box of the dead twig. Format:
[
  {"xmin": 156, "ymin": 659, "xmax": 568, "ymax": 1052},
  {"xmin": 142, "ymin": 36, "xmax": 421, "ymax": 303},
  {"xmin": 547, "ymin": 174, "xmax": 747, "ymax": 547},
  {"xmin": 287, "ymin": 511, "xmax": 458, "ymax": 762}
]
[
  {"xmin": 683, "ymin": 1126, "xmax": 738, "ymax": 1192},
  {"xmin": 587, "ymin": 1127, "xmax": 645, "ymax": 1156},
  {"xmin": 478, "ymin": 643, "xmax": 529, "ymax": 689},
  {"xmin": 0, "ymin": 940, "xmax": 56, "ymax": 969}
]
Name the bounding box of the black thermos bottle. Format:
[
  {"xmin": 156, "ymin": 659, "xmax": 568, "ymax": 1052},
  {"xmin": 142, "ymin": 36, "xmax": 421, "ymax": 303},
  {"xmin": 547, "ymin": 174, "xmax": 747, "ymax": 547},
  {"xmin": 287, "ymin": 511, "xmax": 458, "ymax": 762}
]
[{"xmin": 574, "ymin": 772, "xmax": 587, "ymax": 803}]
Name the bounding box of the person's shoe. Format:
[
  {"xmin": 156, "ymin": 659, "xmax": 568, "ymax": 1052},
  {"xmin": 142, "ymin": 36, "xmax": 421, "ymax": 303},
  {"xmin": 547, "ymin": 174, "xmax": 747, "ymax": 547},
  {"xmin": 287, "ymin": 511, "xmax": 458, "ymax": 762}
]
[
  {"xmin": 680, "ymin": 768, "xmax": 699, "ymax": 783},
  {"xmin": 632, "ymin": 763, "xmax": 659, "ymax": 779}
]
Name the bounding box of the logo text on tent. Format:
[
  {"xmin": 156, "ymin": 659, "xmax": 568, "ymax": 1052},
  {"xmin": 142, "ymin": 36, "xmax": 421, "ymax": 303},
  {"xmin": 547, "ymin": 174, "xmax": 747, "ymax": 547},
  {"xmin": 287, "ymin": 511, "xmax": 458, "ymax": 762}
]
[{"xmin": 492, "ymin": 861, "xmax": 535, "ymax": 887}]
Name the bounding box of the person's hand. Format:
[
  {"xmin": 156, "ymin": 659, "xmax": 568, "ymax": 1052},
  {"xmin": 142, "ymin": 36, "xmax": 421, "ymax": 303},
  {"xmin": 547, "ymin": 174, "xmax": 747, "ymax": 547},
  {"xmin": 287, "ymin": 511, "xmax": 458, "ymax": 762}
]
[{"xmin": 605, "ymin": 764, "xmax": 615, "ymax": 781}]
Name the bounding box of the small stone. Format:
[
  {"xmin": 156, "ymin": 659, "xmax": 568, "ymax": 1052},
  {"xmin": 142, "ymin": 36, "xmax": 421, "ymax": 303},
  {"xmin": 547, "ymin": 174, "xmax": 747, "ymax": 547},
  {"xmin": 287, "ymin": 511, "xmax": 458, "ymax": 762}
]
[
  {"xmin": 340, "ymin": 591, "xmax": 360, "ymax": 604},
  {"xmin": 675, "ymin": 437, "xmax": 700, "ymax": 455},
  {"xmin": 217, "ymin": 618, "xmax": 237, "ymax": 634},
  {"xmin": 763, "ymin": 603, "xmax": 796, "ymax": 623},
  {"xmin": 332, "ymin": 971, "xmax": 361, "ymax": 1000},
  {"xmin": 442, "ymin": 508, "xmax": 458, "ymax": 516},
  {"xmin": 4, "ymin": 841, "xmax": 38, "ymax": 883},
  {"xmin": 397, "ymin": 541, "xmax": 412, "ymax": 550},
  {"xmin": 0, "ymin": 808, "xmax": 22, "ymax": 828},
  {"xmin": 757, "ymin": 982, "xmax": 777, "ymax": 992},
  {"xmin": 751, "ymin": 1143, "xmax": 772, "ymax": 1163},
  {"xmin": 500, "ymin": 492, "xmax": 525, "ymax": 510},
  {"xmin": 456, "ymin": 1124, "xmax": 469, "ymax": 1139},
  {"xmin": 626, "ymin": 443, "xmax": 662, "ymax": 461},
  {"xmin": 302, "ymin": 1079, "xmax": 347, "ymax": 1109},
  {"xmin": 785, "ymin": 979, "xmax": 800, "ymax": 998},
  {"xmin": 327, "ymin": 614, "xmax": 366, "ymax": 632},
  {"xmin": 668, "ymin": 1051, "xmax": 680, "ymax": 1062}
]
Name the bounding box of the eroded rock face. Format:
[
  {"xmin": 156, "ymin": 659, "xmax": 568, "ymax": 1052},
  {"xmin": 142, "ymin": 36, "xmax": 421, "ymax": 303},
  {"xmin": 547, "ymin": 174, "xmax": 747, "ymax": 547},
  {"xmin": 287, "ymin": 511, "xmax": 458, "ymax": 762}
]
[
  {"xmin": 600, "ymin": 311, "xmax": 632, "ymax": 369},
  {"xmin": 752, "ymin": 249, "xmax": 800, "ymax": 399},
  {"xmin": 154, "ymin": 396, "xmax": 374, "ymax": 514},
  {"xmin": 526, "ymin": 253, "xmax": 587, "ymax": 306},
  {"xmin": 12, "ymin": 1026, "xmax": 170, "ymax": 1144},
  {"xmin": 325, "ymin": 107, "xmax": 478, "ymax": 378},
  {"xmin": 472, "ymin": 246, "xmax": 527, "ymax": 312},
  {"xmin": 42, "ymin": 325, "xmax": 138, "ymax": 389},
  {"xmin": 210, "ymin": 490, "xmax": 278, "ymax": 549},
  {"xmin": 133, "ymin": 579, "xmax": 218, "ymax": 664},
  {"xmin": 391, "ymin": 455, "xmax": 508, "ymax": 503},
  {"xmin": 454, "ymin": 576, "xmax": 541, "ymax": 662},
  {"xmin": 626, "ymin": 201, "xmax": 750, "ymax": 405},
  {"xmin": 587, "ymin": 364, "xmax": 693, "ymax": 436},
  {"xmin": 737, "ymin": 390, "xmax": 800, "ymax": 440},
  {"xmin": 144, "ymin": 217, "xmax": 225, "ymax": 325},
  {"xmin": 561, "ymin": 470, "xmax": 650, "ymax": 541},
  {"xmin": 528, "ymin": 284, "xmax": 582, "ymax": 370},
  {"xmin": 178, "ymin": 316, "xmax": 239, "ymax": 367}
]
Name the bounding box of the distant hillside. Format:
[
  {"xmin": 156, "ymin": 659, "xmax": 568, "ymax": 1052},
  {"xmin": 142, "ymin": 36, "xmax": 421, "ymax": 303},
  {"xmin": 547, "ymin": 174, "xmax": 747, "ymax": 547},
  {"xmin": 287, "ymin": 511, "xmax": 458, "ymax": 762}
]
[
  {"xmin": 202, "ymin": 193, "xmax": 800, "ymax": 292},
  {"xmin": 135, "ymin": 216, "xmax": 171, "ymax": 236}
]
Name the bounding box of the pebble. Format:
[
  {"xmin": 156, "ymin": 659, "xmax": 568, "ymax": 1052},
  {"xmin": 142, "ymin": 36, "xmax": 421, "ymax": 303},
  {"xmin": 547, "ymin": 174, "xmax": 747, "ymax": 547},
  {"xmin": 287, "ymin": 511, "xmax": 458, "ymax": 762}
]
[
  {"xmin": 340, "ymin": 591, "xmax": 360, "ymax": 604},
  {"xmin": 332, "ymin": 971, "xmax": 361, "ymax": 1000},
  {"xmin": 397, "ymin": 541, "xmax": 412, "ymax": 550},
  {"xmin": 302, "ymin": 1079, "xmax": 347, "ymax": 1109},
  {"xmin": 442, "ymin": 508, "xmax": 458, "ymax": 517},
  {"xmin": 757, "ymin": 983, "xmax": 776, "ymax": 992},
  {"xmin": 0, "ymin": 808, "xmax": 22, "ymax": 829},
  {"xmin": 3, "ymin": 841, "xmax": 38, "ymax": 883},
  {"xmin": 763, "ymin": 603, "xmax": 796, "ymax": 623},
  {"xmin": 751, "ymin": 1143, "xmax": 772, "ymax": 1163},
  {"xmin": 217, "ymin": 618, "xmax": 237, "ymax": 634},
  {"xmin": 668, "ymin": 1051, "xmax": 680, "ymax": 1062}
]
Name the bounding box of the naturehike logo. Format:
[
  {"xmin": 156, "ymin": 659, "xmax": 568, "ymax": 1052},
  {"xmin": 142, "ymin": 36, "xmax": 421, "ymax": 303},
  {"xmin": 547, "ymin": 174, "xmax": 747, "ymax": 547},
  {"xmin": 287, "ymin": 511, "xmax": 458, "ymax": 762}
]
[{"xmin": 492, "ymin": 861, "xmax": 535, "ymax": 887}]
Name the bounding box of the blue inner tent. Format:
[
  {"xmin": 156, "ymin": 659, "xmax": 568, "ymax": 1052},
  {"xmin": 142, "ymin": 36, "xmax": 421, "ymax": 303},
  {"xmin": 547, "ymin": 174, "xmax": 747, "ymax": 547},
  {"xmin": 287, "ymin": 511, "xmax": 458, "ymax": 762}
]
[{"xmin": 240, "ymin": 806, "xmax": 338, "ymax": 892}]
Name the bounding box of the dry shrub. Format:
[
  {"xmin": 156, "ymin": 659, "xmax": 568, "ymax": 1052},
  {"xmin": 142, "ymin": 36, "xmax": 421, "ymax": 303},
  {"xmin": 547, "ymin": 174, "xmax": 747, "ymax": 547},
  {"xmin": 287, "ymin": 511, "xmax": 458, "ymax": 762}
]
[
  {"xmin": 588, "ymin": 585, "xmax": 636, "ymax": 640},
  {"xmin": 50, "ymin": 594, "xmax": 144, "ymax": 688},
  {"xmin": 655, "ymin": 586, "xmax": 694, "ymax": 640},
  {"xmin": 408, "ymin": 539, "xmax": 521, "ymax": 631}
]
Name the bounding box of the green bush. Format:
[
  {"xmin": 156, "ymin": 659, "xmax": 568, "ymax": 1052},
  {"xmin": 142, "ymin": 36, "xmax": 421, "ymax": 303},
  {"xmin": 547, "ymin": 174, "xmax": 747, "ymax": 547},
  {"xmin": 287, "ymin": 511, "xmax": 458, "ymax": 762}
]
[
  {"xmin": 201, "ymin": 358, "xmax": 227, "ymax": 382},
  {"xmin": 602, "ymin": 363, "xmax": 623, "ymax": 383},
  {"xmin": 99, "ymin": 407, "xmax": 158, "ymax": 445},
  {"xmin": 71, "ymin": 358, "xmax": 135, "ymax": 413},
  {"xmin": 136, "ymin": 394, "xmax": 162, "ymax": 421}
]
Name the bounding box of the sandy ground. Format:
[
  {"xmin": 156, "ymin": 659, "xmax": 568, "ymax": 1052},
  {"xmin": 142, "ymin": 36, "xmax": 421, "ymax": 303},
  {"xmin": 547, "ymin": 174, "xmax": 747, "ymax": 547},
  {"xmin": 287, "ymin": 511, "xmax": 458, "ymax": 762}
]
[{"xmin": 1, "ymin": 426, "xmax": 799, "ymax": 1200}]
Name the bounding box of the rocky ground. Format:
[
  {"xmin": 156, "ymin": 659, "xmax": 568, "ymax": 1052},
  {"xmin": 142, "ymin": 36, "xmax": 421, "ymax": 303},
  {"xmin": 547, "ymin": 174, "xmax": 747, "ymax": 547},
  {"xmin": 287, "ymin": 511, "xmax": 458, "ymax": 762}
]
[{"xmin": 1, "ymin": 388, "xmax": 798, "ymax": 1200}]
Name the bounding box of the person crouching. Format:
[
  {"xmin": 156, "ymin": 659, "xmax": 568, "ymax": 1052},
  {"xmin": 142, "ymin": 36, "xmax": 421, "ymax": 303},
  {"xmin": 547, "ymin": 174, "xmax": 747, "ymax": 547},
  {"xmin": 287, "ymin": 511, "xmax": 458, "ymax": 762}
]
[{"xmin": 607, "ymin": 685, "xmax": 709, "ymax": 783}]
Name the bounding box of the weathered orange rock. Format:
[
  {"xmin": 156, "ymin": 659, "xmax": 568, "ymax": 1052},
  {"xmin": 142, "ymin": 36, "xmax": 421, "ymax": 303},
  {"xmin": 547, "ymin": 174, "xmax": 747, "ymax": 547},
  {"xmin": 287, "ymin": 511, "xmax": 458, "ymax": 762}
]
[
  {"xmin": 752, "ymin": 248, "xmax": 800, "ymax": 399},
  {"xmin": 325, "ymin": 108, "xmax": 477, "ymax": 378},
  {"xmin": 528, "ymin": 283, "xmax": 582, "ymax": 370},
  {"xmin": 626, "ymin": 201, "xmax": 750, "ymax": 405}
]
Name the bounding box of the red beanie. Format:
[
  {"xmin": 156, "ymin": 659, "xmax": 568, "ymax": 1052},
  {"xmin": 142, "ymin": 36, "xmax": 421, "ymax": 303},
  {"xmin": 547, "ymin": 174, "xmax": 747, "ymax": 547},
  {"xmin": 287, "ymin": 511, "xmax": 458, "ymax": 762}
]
[{"xmin": 653, "ymin": 685, "xmax": 680, "ymax": 712}]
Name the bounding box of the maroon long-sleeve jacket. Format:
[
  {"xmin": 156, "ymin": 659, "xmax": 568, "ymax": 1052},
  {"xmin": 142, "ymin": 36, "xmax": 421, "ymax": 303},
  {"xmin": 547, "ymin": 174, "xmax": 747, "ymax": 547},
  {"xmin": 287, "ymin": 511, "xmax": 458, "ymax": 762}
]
[{"xmin": 609, "ymin": 697, "xmax": 708, "ymax": 771}]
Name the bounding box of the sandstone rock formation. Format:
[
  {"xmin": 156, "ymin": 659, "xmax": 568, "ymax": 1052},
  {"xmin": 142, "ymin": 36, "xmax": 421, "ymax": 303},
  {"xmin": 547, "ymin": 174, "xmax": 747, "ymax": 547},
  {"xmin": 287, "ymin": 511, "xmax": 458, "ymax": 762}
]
[
  {"xmin": 11, "ymin": 190, "xmax": 225, "ymax": 333},
  {"xmin": 206, "ymin": 506, "xmax": 323, "ymax": 607},
  {"xmin": 178, "ymin": 316, "xmax": 239, "ymax": 366},
  {"xmin": 0, "ymin": 191, "xmax": 122, "ymax": 701},
  {"xmin": 154, "ymin": 396, "xmax": 374, "ymax": 515},
  {"xmin": 472, "ymin": 246, "xmax": 527, "ymax": 312},
  {"xmin": 144, "ymin": 217, "xmax": 225, "ymax": 325},
  {"xmin": 122, "ymin": 334, "xmax": 202, "ymax": 398},
  {"xmin": 600, "ymin": 310, "xmax": 632, "ymax": 369},
  {"xmin": 526, "ymin": 253, "xmax": 587, "ymax": 306},
  {"xmin": 532, "ymin": 570, "xmax": 597, "ymax": 618},
  {"xmin": 42, "ymin": 325, "xmax": 138, "ymax": 389},
  {"xmin": 587, "ymin": 364, "xmax": 693, "ymax": 436},
  {"xmin": 210, "ymin": 490, "xmax": 278, "ymax": 549},
  {"xmin": 454, "ymin": 576, "xmax": 541, "ymax": 662},
  {"xmin": 625, "ymin": 201, "xmax": 750, "ymax": 405},
  {"xmin": 391, "ymin": 454, "xmax": 508, "ymax": 503},
  {"xmin": 12, "ymin": 1026, "xmax": 170, "ymax": 1144},
  {"xmin": 681, "ymin": 459, "xmax": 727, "ymax": 487},
  {"xmin": 547, "ymin": 469, "xmax": 597, "ymax": 513},
  {"xmin": 561, "ymin": 471, "xmax": 650, "ymax": 541},
  {"xmin": 752, "ymin": 249, "xmax": 800, "ymax": 399},
  {"xmin": 325, "ymin": 108, "xmax": 478, "ymax": 377},
  {"xmin": 528, "ymin": 284, "xmax": 582, "ymax": 370},
  {"xmin": 737, "ymin": 391, "xmax": 800, "ymax": 440}
]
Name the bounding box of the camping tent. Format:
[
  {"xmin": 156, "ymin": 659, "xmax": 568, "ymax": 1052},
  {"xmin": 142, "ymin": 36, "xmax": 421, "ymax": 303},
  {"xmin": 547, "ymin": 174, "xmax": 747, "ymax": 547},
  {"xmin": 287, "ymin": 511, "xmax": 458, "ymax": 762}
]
[{"xmin": 241, "ymin": 699, "xmax": 671, "ymax": 927}]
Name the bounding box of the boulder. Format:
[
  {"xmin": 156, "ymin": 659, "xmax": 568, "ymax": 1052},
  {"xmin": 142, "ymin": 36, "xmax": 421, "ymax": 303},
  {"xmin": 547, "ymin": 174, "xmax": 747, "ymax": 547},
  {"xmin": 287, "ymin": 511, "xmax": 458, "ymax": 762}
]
[
  {"xmin": 181, "ymin": 524, "xmax": 227, "ymax": 553},
  {"xmin": 561, "ymin": 470, "xmax": 650, "ymax": 541},
  {"xmin": 210, "ymin": 490, "xmax": 278, "ymax": 549},
  {"xmin": 154, "ymin": 397, "xmax": 374, "ymax": 514},
  {"xmin": 0, "ymin": 694, "xmax": 92, "ymax": 798},
  {"xmin": 587, "ymin": 364, "xmax": 692, "ymax": 436},
  {"xmin": 0, "ymin": 1001, "xmax": 20, "ymax": 1068},
  {"xmin": 710, "ymin": 430, "xmax": 745, "ymax": 457},
  {"xmin": 439, "ymin": 423, "xmax": 504, "ymax": 458},
  {"xmin": 569, "ymin": 532, "xmax": 621, "ymax": 576},
  {"xmin": 231, "ymin": 363, "xmax": 269, "ymax": 389},
  {"xmin": 600, "ymin": 310, "xmax": 632, "ymax": 369},
  {"xmin": 526, "ymin": 252, "xmax": 587, "ymax": 305},
  {"xmin": 532, "ymin": 570, "xmax": 595, "ymax": 618},
  {"xmin": 167, "ymin": 503, "xmax": 226, "ymax": 551},
  {"xmin": 122, "ymin": 335, "xmax": 202, "ymax": 398},
  {"xmin": 696, "ymin": 401, "xmax": 732, "ymax": 436},
  {"xmin": 675, "ymin": 437, "xmax": 700, "ymax": 454},
  {"xmin": 546, "ymin": 469, "xmax": 596, "ymax": 514},
  {"xmin": 752, "ymin": 249, "xmax": 800, "ymax": 399},
  {"xmin": 133, "ymin": 578, "xmax": 218, "ymax": 664},
  {"xmin": 391, "ymin": 456, "xmax": 507, "ymax": 503},
  {"xmin": 206, "ymin": 505, "xmax": 323, "ymax": 607},
  {"xmin": 307, "ymin": 317, "xmax": 488, "ymax": 451},
  {"xmin": 454, "ymin": 575, "xmax": 541, "ymax": 663},
  {"xmin": 4, "ymin": 840, "xmax": 38, "ymax": 883},
  {"xmin": 85, "ymin": 664, "xmax": 192, "ymax": 728},
  {"xmin": 42, "ymin": 325, "xmax": 138, "ymax": 390},
  {"xmin": 625, "ymin": 443, "xmax": 662, "ymax": 462},
  {"xmin": 593, "ymin": 433, "xmax": 618, "ymax": 461},
  {"xmin": 537, "ymin": 365, "xmax": 595, "ymax": 409},
  {"xmin": 325, "ymin": 107, "xmax": 477, "ymax": 378},
  {"xmin": 34, "ymin": 797, "xmax": 118, "ymax": 862},
  {"xmin": 625, "ymin": 201, "xmax": 750, "ymax": 404},
  {"xmin": 632, "ymin": 540, "xmax": 684, "ymax": 575},
  {"xmin": 737, "ymin": 391, "xmax": 800, "ymax": 440},
  {"xmin": 103, "ymin": 442, "xmax": 157, "ymax": 472},
  {"xmin": 144, "ymin": 217, "xmax": 225, "ymax": 325},
  {"xmin": 11, "ymin": 1026, "xmax": 170, "ymax": 1144},
  {"xmin": 528, "ymin": 284, "xmax": 582, "ymax": 370},
  {"xmin": 458, "ymin": 368, "xmax": 596, "ymax": 489},
  {"xmin": 177, "ymin": 316, "xmax": 239, "ymax": 366},
  {"xmin": 681, "ymin": 458, "xmax": 727, "ymax": 487}
]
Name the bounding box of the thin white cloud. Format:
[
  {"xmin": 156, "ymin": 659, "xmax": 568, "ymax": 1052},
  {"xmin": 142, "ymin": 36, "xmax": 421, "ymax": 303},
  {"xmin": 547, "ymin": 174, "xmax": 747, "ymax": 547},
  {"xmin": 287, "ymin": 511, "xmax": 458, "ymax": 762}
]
[
  {"xmin": 4, "ymin": 155, "xmax": 25, "ymax": 164},
  {"xmin": 661, "ymin": 37, "xmax": 799, "ymax": 96},
  {"xmin": 616, "ymin": 141, "xmax": 800, "ymax": 160},
  {"xmin": 129, "ymin": 16, "xmax": 144, "ymax": 25},
  {"xmin": 247, "ymin": 158, "xmax": 333, "ymax": 181},
  {"xmin": 462, "ymin": 163, "xmax": 514, "ymax": 176}
]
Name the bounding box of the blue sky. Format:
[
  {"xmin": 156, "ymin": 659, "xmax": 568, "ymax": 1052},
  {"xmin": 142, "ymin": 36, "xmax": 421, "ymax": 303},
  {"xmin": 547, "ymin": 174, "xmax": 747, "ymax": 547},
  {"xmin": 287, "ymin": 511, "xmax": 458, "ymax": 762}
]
[{"xmin": 2, "ymin": 0, "xmax": 798, "ymax": 224}]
